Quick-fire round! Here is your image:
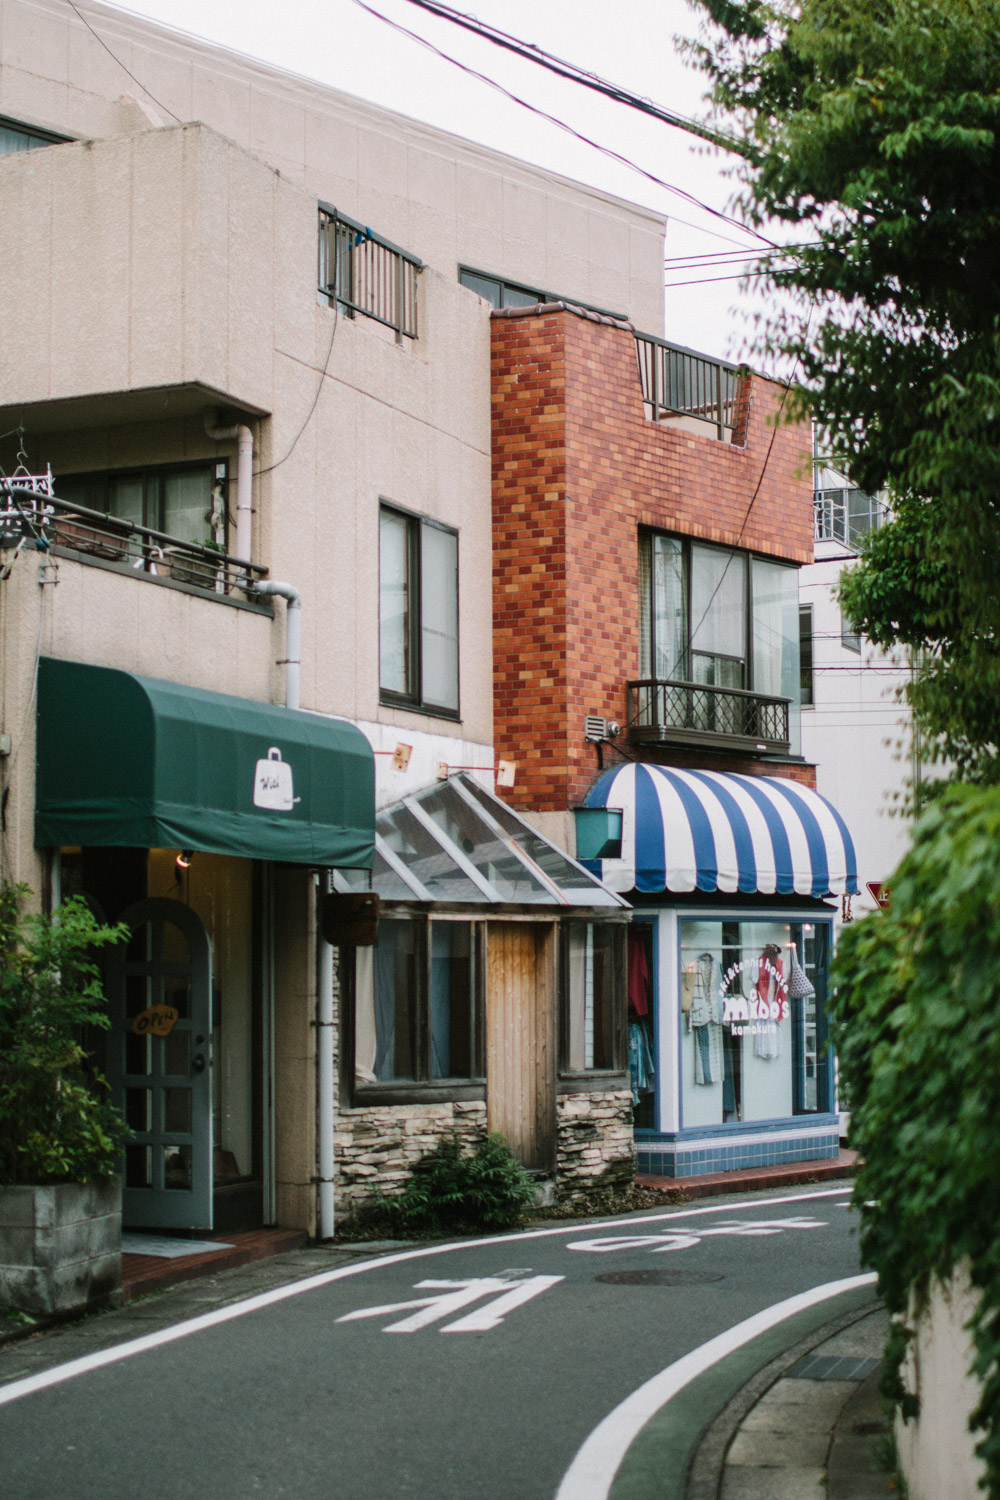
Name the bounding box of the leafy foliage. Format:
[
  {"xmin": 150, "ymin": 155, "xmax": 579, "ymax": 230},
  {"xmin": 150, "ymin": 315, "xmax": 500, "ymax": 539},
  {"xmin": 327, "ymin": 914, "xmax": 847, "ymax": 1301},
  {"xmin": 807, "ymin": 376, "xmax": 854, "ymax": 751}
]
[
  {"xmin": 0, "ymin": 883, "xmax": 130, "ymax": 1185},
  {"xmin": 829, "ymin": 785, "xmax": 1000, "ymax": 1486},
  {"xmin": 690, "ymin": 0, "xmax": 1000, "ymax": 778},
  {"xmin": 346, "ymin": 1133, "xmax": 536, "ymax": 1238}
]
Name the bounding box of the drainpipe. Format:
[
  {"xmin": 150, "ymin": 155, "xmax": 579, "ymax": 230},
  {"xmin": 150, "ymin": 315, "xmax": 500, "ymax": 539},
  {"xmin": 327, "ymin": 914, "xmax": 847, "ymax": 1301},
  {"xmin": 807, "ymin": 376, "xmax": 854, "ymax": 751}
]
[
  {"xmin": 316, "ymin": 882, "xmax": 336, "ymax": 1241},
  {"xmin": 204, "ymin": 413, "xmax": 254, "ymax": 565},
  {"xmin": 251, "ymin": 579, "xmax": 335, "ymax": 1238},
  {"xmin": 251, "ymin": 582, "xmax": 301, "ymax": 712}
]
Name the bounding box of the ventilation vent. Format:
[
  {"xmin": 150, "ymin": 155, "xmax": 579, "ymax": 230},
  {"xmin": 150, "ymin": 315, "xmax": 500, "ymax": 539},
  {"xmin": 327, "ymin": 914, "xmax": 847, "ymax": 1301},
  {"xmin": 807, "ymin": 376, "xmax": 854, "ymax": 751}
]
[{"xmin": 585, "ymin": 715, "xmax": 607, "ymax": 742}]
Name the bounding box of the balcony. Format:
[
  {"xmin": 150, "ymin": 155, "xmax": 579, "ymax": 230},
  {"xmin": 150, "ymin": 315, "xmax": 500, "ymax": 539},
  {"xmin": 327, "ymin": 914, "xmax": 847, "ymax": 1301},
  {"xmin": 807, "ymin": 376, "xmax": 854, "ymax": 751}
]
[
  {"xmin": 813, "ymin": 485, "xmax": 886, "ymax": 550},
  {"xmin": 318, "ymin": 205, "xmax": 420, "ymax": 341},
  {"xmin": 626, "ymin": 677, "xmax": 791, "ymax": 755},
  {"xmin": 634, "ymin": 334, "xmax": 744, "ymax": 442},
  {"xmin": 0, "ymin": 480, "xmax": 268, "ymax": 603}
]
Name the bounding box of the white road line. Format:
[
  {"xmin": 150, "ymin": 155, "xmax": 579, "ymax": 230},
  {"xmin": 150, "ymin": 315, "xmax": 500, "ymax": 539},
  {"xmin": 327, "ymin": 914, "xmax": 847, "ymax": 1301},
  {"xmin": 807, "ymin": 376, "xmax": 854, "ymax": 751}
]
[
  {"xmin": 554, "ymin": 1271, "xmax": 878, "ymax": 1500},
  {"xmin": 0, "ymin": 1186, "xmax": 854, "ymax": 1409}
]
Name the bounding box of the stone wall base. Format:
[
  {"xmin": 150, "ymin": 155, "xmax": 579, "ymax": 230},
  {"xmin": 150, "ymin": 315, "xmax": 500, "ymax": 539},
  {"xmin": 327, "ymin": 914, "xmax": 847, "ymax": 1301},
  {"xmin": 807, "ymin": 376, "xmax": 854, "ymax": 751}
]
[
  {"xmin": 556, "ymin": 1089, "xmax": 635, "ymax": 1200},
  {"xmin": 0, "ymin": 1178, "xmax": 122, "ymax": 1317}
]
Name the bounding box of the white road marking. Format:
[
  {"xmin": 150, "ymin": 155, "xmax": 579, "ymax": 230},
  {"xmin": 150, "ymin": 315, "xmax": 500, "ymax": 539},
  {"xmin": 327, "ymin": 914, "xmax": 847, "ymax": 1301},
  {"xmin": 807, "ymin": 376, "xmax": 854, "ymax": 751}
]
[
  {"xmin": 566, "ymin": 1214, "xmax": 828, "ymax": 1255},
  {"xmin": 0, "ymin": 1186, "xmax": 855, "ymax": 1408},
  {"xmin": 554, "ymin": 1271, "xmax": 878, "ymax": 1500},
  {"xmin": 334, "ymin": 1275, "xmax": 563, "ymax": 1333}
]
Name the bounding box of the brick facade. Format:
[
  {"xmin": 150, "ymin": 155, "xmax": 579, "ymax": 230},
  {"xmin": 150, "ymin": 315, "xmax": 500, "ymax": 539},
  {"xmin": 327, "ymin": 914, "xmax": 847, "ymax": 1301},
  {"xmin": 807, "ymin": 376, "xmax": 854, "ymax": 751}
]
[{"xmin": 491, "ymin": 304, "xmax": 816, "ymax": 813}]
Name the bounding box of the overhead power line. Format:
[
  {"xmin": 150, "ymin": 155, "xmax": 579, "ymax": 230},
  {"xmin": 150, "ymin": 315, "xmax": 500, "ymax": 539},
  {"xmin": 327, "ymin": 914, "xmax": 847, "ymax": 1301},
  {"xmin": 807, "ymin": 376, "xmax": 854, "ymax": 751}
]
[
  {"xmin": 398, "ymin": 0, "xmax": 750, "ymax": 159},
  {"xmin": 351, "ymin": 0, "xmax": 774, "ymax": 246}
]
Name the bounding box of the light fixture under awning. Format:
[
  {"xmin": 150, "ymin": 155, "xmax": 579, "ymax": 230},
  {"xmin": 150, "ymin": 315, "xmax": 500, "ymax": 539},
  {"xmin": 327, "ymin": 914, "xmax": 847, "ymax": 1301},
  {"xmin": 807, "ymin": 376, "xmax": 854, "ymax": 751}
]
[
  {"xmin": 581, "ymin": 763, "xmax": 858, "ymax": 897},
  {"xmin": 35, "ymin": 657, "xmax": 374, "ymax": 867}
]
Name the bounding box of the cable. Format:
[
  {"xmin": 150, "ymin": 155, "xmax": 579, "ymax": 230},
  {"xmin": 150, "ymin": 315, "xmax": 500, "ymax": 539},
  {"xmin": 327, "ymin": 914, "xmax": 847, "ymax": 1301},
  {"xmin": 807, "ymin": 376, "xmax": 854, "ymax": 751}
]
[
  {"xmin": 254, "ymin": 299, "xmax": 339, "ymax": 479},
  {"xmin": 399, "ymin": 0, "xmax": 748, "ymax": 158},
  {"xmin": 64, "ymin": 0, "xmax": 182, "ymax": 123},
  {"xmin": 350, "ymin": 0, "xmax": 774, "ymax": 246}
]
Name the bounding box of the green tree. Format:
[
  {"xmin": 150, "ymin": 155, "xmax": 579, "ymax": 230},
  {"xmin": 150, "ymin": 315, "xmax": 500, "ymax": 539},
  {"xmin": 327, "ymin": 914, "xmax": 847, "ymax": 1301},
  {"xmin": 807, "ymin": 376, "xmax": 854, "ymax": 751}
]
[
  {"xmin": 691, "ymin": 0, "xmax": 1000, "ymax": 778},
  {"xmin": 0, "ymin": 884, "xmax": 129, "ymax": 1185}
]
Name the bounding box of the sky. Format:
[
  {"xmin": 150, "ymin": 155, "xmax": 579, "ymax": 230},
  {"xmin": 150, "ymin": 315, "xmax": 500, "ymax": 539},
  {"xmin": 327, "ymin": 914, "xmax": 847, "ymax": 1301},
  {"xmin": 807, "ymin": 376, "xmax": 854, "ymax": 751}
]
[{"xmin": 100, "ymin": 0, "xmax": 784, "ymax": 362}]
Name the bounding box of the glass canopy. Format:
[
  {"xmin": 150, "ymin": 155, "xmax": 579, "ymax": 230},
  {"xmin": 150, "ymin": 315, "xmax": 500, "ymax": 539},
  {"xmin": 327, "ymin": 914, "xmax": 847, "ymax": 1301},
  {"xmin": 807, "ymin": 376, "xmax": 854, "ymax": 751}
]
[{"xmin": 334, "ymin": 773, "xmax": 625, "ymax": 908}]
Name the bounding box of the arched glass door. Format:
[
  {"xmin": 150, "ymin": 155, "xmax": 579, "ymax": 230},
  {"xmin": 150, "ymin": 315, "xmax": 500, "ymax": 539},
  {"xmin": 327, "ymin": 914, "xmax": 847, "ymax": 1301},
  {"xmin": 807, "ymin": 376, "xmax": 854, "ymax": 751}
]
[{"xmin": 107, "ymin": 898, "xmax": 213, "ymax": 1229}]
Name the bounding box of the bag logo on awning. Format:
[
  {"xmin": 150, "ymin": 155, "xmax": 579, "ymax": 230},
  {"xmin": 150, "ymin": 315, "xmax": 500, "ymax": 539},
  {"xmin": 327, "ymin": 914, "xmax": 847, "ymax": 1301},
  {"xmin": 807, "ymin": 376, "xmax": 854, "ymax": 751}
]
[{"xmin": 254, "ymin": 747, "xmax": 298, "ymax": 812}]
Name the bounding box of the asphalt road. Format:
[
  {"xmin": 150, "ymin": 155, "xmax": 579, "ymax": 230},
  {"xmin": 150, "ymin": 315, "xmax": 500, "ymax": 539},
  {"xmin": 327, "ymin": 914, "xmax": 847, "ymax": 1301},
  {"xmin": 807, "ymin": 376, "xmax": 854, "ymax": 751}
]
[{"xmin": 0, "ymin": 1185, "xmax": 865, "ymax": 1500}]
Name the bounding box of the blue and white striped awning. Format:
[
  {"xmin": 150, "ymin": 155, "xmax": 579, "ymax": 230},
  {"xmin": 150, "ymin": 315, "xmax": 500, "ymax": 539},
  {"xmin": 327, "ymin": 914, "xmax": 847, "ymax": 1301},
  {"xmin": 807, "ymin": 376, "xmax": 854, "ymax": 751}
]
[{"xmin": 582, "ymin": 764, "xmax": 858, "ymax": 897}]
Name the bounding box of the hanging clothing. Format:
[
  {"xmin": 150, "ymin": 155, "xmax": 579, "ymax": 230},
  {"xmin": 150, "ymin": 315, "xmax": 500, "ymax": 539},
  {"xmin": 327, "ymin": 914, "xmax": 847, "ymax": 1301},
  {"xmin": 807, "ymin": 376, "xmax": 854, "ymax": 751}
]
[
  {"xmin": 628, "ymin": 935, "xmax": 651, "ymax": 1017},
  {"xmin": 628, "ymin": 1020, "xmax": 655, "ymax": 1104},
  {"xmin": 690, "ymin": 951, "xmax": 723, "ymax": 1085},
  {"xmin": 752, "ymin": 944, "xmax": 785, "ymax": 1061}
]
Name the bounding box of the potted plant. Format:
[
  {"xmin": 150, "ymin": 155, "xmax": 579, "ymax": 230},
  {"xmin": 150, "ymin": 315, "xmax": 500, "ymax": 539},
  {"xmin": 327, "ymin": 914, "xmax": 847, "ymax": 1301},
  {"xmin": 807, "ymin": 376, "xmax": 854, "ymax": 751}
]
[{"xmin": 0, "ymin": 883, "xmax": 129, "ymax": 1319}]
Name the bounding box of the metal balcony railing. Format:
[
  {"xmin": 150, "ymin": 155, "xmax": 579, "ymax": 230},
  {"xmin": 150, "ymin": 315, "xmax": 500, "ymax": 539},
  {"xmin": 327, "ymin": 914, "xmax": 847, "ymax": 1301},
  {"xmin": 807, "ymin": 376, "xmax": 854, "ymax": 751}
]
[
  {"xmin": 627, "ymin": 677, "xmax": 791, "ymax": 754},
  {"xmin": 0, "ymin": 484, "xmax": 268, "ymax": 598},
  {"xmin": 634, "ymin": 333, "xmax": 743, "ymax": 441},
  {"xmin": 318, "ymin": 205, "xmax": 421, "ymax": 340},
  {"xmin": 813, "ymin": 486, "xmax": 885, "ymax": 549}
]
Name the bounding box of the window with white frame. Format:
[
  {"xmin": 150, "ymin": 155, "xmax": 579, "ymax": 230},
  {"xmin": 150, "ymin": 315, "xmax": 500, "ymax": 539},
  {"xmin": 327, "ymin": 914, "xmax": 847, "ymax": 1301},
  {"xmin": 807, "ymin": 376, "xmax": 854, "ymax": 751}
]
[{"xmin": 379, "ymin": 503, "xmax": 459, "ymax": 715}]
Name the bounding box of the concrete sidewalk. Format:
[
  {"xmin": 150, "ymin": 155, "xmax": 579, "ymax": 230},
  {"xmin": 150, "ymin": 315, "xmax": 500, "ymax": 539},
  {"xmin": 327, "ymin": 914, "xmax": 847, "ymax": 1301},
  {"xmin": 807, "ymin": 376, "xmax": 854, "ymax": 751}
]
[{"xmin": 686, "ymin": 1305, "xmax": 892, "ymax": 1500}]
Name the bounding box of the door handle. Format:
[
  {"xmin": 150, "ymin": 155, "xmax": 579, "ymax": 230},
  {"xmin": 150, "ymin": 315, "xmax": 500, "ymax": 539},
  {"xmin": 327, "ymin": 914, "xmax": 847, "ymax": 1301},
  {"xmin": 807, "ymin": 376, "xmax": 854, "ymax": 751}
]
[{"xmin": 191, "ymin": 1053, "xmax": 207, "ymax": 1074}]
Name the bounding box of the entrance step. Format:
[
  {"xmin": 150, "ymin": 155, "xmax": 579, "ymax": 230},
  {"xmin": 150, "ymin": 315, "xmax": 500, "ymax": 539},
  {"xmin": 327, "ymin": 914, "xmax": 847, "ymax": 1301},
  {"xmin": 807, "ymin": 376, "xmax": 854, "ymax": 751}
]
[
  {"xmin": 636, "ymin": 1147, "xmax": 857, "ymax": 1199},
  {"xmin": 121, "ymin": 1227, "xmax": 308, "ymax": 1302}
]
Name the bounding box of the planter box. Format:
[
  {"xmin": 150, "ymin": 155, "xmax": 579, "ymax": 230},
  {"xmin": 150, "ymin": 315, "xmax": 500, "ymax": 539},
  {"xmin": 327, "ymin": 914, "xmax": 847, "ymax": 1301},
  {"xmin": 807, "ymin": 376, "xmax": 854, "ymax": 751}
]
[{"xmin": 0, "ymin": 1179, "xmax": 122, "ymax": 1318}]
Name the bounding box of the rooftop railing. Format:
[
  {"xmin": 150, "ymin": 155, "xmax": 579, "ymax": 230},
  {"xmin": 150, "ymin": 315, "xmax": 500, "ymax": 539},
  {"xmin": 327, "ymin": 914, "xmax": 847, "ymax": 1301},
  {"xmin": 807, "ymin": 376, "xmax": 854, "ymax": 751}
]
[
  {"xmin": 0, "ymin": 482, "xmax": 268, "ymax": 599},
  {"xmin": 318, "ymin": 205, "xmax": 421, "ymax": 341},
  {"xmin": 813, "ymin": 486, "xmax": 886, "ymax": 550},
  {"xmin": 634, "ymin": 333, "xmax": 743, "ymax": 441},
  {"xmin": 627, "ymin": 676, "xmax": 790, "ymax": 755}
]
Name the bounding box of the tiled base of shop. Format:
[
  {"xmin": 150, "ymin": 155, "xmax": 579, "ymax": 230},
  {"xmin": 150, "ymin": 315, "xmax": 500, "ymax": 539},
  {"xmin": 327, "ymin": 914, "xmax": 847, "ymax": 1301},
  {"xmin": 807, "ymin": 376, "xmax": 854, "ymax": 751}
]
[
  {"xmin": 122, "ymin": 1228, "xmax": 308, "ymax": 1301},
  {"xmin": 636, "ymin": 1147, "xmax": 857, "ymax": 1199}
]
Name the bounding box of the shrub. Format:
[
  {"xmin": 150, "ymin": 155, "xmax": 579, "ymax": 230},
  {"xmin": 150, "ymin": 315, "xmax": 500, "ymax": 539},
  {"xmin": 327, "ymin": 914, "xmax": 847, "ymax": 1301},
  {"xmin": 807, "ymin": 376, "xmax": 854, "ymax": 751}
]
[
  {"xmin": 0, "ymin": 883, "xmax": 130, "ymax": 1185},
  {"xmin": 352, "ymin": 1132, "xmax": 536, "ymax": 1238}
]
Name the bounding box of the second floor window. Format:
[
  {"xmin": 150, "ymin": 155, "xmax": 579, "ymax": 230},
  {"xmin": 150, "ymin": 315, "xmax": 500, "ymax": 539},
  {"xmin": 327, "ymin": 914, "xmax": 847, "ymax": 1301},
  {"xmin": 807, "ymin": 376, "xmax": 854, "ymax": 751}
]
[
  {"xmin": 379, "ymin": 504, "xmax": 459, "ymax": 716},
  {"xmin": 638, "ymin": 531, "xmax": 799, "ymax": 704},
  {"xmin": 57, "ymin": 462, "xmax": 227, "ymax": 549}
]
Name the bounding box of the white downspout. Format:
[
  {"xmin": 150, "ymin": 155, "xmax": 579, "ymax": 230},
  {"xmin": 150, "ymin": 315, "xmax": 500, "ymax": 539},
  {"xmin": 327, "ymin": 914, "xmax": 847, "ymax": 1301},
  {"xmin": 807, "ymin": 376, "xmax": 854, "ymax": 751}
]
[
  {"xmin": 204, "ymin": 413, "xmax": 254, "ymax": 565},
  {"xmin": 252, "ymin": 582, "xmax": 301, "ymax": 712},
  {"xmin": 251, "ymin": 578, "xmax": 335, "ymax": 1238}
]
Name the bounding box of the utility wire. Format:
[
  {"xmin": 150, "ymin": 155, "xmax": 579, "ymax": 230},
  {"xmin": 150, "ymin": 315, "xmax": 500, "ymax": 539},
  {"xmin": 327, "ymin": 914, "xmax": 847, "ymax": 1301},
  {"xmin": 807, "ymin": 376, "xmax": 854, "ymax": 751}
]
[
  {"xmin": 64, "ymin": 0, "xmax": 182, "ymax": 122},
  {"xmin": 350, "ymin": 0, "xmax": 774, "ymax": 246},
  {"xmin": 399, "ymin": 0, "xmax": 749, "ymax": 158}
]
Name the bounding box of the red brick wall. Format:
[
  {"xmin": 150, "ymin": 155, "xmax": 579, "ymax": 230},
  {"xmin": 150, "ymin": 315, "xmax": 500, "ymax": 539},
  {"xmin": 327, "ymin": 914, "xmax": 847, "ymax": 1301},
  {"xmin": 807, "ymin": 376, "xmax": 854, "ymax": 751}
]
[{"xmin": 492, "ymin": 305, "xmax": 816, "ymax": 813}]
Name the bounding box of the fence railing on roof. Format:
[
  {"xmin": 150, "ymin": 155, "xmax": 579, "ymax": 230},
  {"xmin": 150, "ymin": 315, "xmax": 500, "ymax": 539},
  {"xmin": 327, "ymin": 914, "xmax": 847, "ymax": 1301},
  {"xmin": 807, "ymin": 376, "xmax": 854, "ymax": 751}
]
[
  {"xmin": 634, "ymin": 333, "xmax": 743, "ymax": 441},
  {"xmin": 318, "ymin": 205, "xmax": 421, "ymax": 341}
]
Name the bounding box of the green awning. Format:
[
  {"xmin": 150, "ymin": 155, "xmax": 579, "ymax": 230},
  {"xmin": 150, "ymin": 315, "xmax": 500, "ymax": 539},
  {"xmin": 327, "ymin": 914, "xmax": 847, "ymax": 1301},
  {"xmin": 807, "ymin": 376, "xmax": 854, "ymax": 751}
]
[{"xmin": 35, "ymin": 658, "xmax": 375, "ymax": 867}]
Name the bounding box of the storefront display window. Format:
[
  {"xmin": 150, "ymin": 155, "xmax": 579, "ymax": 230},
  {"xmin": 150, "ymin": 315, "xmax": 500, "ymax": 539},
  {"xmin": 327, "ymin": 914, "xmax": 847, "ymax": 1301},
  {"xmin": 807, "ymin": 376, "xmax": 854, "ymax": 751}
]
[{"xmin": 679, "ymin": 917, "xmax": 829, "ymax": 1127}]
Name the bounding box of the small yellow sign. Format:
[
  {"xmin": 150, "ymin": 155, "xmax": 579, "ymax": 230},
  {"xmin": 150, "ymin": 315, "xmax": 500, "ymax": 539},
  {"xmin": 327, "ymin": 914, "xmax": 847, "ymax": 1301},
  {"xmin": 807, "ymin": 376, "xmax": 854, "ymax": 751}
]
[{"xmin": 131, "ymin": 1004, "xmax": 180, "ymax": 1038}]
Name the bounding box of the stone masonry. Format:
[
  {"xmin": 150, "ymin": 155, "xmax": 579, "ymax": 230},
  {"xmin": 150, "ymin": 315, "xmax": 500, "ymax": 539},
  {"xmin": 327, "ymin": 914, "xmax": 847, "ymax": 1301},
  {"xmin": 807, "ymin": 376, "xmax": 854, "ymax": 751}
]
[
  {"xmin": 333, "ymin": 1100, "xmax": 488, "ymax": 1215},
  {"xmin": 557, "ymin": 1089, "xmax": 635, "ymax": 1198}
]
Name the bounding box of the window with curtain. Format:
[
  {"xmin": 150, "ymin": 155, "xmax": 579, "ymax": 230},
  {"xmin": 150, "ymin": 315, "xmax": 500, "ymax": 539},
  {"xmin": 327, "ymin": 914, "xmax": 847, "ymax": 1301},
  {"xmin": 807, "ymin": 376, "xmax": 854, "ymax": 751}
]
[
  {"xmin": 56, "ymin": 462, "xmax": 227, "ymax": 548},
  {"xmin": 561, "ymin": 922, "xmax": 625, "ymax": 1074},
  {"xmin": 353, "ymin": 917, "xmax": 482, "ymax": 1090},
  {"xmin": 379, "ymin": 503, "xmax": 459, "ymax": 715},
  {"xmin": 639, "ymin": 531, "xmax": 800, "ymax": 709}
]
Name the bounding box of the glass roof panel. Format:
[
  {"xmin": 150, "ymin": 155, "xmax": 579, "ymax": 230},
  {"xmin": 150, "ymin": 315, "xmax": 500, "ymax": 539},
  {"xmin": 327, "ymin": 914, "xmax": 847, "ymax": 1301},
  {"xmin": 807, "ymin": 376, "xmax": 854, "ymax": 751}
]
[
  {"xmin": 416, "ymin": 783, "xmax": 551, "ymax": 902},
  {"xmin": 458, "ymin": 777, "xmax": 622, "ymax": 904},
  {"xmin": 380, "ymin": 802, "xmax": 489, "ymax": 902}
]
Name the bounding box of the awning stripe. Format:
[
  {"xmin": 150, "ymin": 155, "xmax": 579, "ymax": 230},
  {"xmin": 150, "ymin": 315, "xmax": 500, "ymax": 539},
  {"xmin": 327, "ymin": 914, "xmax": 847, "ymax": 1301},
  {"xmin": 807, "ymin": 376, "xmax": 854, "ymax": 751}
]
[{"xmin": 582, "ymin": 764, "xmax": 857, "ymax": 898}]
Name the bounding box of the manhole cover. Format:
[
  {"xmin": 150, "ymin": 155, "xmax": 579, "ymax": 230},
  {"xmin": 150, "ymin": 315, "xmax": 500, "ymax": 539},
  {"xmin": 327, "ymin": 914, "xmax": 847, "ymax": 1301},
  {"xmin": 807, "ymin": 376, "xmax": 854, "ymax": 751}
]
[{"xmin": 595, "ymin": 1269, "xmax": 724, "ymax": 1287}]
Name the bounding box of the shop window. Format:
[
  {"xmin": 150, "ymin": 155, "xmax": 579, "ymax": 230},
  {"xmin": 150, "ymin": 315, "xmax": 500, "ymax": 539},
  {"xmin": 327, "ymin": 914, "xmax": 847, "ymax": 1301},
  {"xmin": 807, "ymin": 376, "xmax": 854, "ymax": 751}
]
[
  {"xmin": 56, "ymin": 461, "xmax": 228, "ymax": 550},
  {"xmin": 678, "ymin": 917, "xmax": 831, "ymax": 1128},
  {"xmin": 379, "ymin": 503, "xmax": 459, "ymax": 716},
  {"xmin": 353, "ymin": 917, "xmax": 483, "ymax": 1091},
  {"xmin": 628, "ymin": 924, "xmax": 656, "ymax": 1129},
  {"xmin": 561, "ymin": 922, "xmax": 625, "ymax": 1074}
]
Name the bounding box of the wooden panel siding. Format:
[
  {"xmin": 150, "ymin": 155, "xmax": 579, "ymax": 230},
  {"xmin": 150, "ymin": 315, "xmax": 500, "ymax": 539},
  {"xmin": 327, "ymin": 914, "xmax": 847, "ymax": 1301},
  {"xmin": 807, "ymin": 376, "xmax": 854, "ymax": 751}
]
[{"xmin": 486, "ymin": 922, "xmax": 555, "ymax": 1171}]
